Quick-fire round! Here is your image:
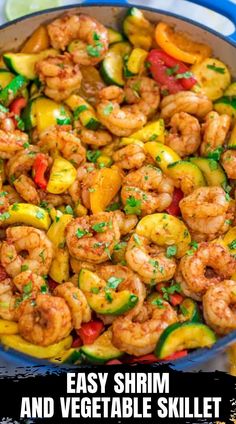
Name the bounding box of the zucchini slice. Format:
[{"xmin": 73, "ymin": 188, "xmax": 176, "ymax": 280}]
[
  {"xmin": 79, "ymin": 269, "xmax": 138, "ymax": 315},
  {"xmin": 3, "ymin": 49, "xmax": 58, "ymax": 80},
  {"xmin": 189, "ymin": 157, "xmax": 227, "ymax": 187},
  {"xmin": 155, "ymin": 322, "xmax": 216, "ymax": 359},
  {"xmin": 224, "ymin": 82, "xmax": 236, "ymax": 97},
  {"xmin": 51, "ymin": 348, "xmax": 82, "ymax": 364},
  {"xmin": 0, "ymin": 69, "xmax": 14, "ymax": 89},
  {"xmin": 123, "ymin": 7, "xmax": 153, "ymax": 50},
  {"xmin": 65, "ymin": 94, "xmax": 100, "ymax": 130},
  {"xmin": 214, "ymin": 96, "xmax": 236, "ymax": 120},
  {"xmin": 179, "ymin": 298, "xmax": 202, "ymax": 323},
  {"xmin": 0, "ymin": 75, "xmax": 28, "ymax": 107},
  {"xmin": 107, "ymin": 27, "xmax": 125, "ymax": 45},
  {"xmin": 80, "ymin": 329, "xmax": 123, "ymax": 364},
  {"xmin": 167, "ymin": 160, "xmax": 206, "ymax": 194},
  {"xmin": 100, "ymin": 41, "xmax": 132, "ymax": 87}
]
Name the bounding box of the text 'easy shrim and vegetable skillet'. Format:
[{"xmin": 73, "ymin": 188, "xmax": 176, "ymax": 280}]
[{"xmin": 0, "ymin": 3, "xmax": 236, "ymax": 369}]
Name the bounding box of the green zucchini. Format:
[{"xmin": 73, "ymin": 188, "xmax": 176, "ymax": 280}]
[
  {"xmin": 107, "ymin": 27, "xmax": 125, "ymax": 45},
  {"xmin": 0, "ymin": 69, "xmax": 14, "ymax": 89},
  {"xmin": 51, "ymin": 348, "xmax": 82, "ymax": 364},
  {"xmin": 21, "ymin": 98, "xmax": 37, "ymax": 130},
  {"xmin": 79, "ymin": 269, "xmax": 138, "ymax": 315},
  {"xmin": 155, "ymin": 322, "xmax": 217, "ymax": 359},
  {"xmin": 100, "ymin": 41, "xmax": 132, "ymax": 87},
  {"xmin": 224, "ymin": 82, "xmax": 236, "ymax": 97},
  {"xmin": 179, "ymin": 298, "xmax": 201, "ymax": 323},
  {"xmin": 167, "ymin": 160, "xmax": 206, "ymax": 193},
  {"xmin": 123, "ymin": 7, "xmax": 153, "ymax": 50},
  {"xmin": 0, "ymin": 75, "xmax": 28, "ymax": 107},
  {"xmin": 65, "ymin": 94, "xmax": 100, "ymax": 130},
  {"xmin": 189, "ymin": 157, "xmax": 227, "ymax": 187},
  {"xmin": 3, "ymin": 49, "xmax": 58, "ymax": 80},
  {"xmin": 80, "ymin": 329, "xmax": 123, "ymax": 364},
  {"xmin": 214, "ymin": 96, "xmax": 236, "ymax": 120}
]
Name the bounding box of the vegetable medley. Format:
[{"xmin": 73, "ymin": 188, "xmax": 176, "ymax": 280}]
[{"xmin": 0, "ymin": 7, "xmax": 236, "ymax": 365}]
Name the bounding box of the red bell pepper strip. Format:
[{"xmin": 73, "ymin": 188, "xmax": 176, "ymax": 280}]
[
  {"xmin": 169, "ymin": 293, "xmax": 184, "ymax": 306},
  {"xmin": 32, "ymin": 153, "xmax": 48, "ymax": 190},
  {"xmin": 106, "ymin": 359, "xmax": 123, "ymax": 365},
  {"xmin": 10, "ymin": 97, "xmax": 27, "ymax": 116},
  {"xmin": 165, "ymin": 188, "xmax": 184, "ymax": 216},
  {"xmin": 147, "ymin": 50, "xmax": 196, "ymax": 94},
  {"xmin": 77, "ymin": 320, "xmax": 104, "ymax": 345},
  {"xmin": 162, "ymin": 350, "xmax": 188, "ymax": 361}
]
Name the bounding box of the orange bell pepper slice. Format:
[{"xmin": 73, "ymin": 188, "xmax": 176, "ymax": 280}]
[
  {"xmin": 155, "ymin": 22, "xmax": 212, "ymax": 64},
  {"xmin": 21, "ymin": 26, "xmax": 50, "ymax": 54},
  {"xmin": 90, "ymin": 167, "xmax": 122, "ymax": 213}
]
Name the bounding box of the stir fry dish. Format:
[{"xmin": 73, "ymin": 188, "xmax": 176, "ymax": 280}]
[{"xmin": 0, "ymin": 7, "xmax": 236, "ymax": 365}]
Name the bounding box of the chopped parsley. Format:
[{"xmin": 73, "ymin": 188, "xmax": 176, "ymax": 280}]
[
  {"xmin": 166, "ymin": 64, "xmax": 179, "ymax": 76},
  {"xmin": 93, "ymin": 32, "xmax": 101, "ymax": 41},
  {"xmin": 36, "ymin": 210, "xmax": 44, "ymax": 220},
  {"xmin": 152, "ymin": 297, "xmax": 165, "ymax": 308},
  {"xmin": 56, "ymin": 117, "xmax": 71, "ymax": 125},
  {"xmin": 161, "ymin": 282, "xmax": 181, "ymax": 301},
  {"xmin": 12, "ymin": 203, "xmax": 19, "ymax": 211},
  {"xmin": 186, "ymin": 240, "xmax": 198, "ymax": 256},
  {"xmin": 114, "ymin": 241, "xmax": 127, "ymax": 251},
  {"xmin": 225, "ymin": 193, "xmax": 231, "ymax": 201},
  {"xmin": 206, "ymin": 64, "xmax": 225, "ymax": 74},
  {"xmin": 76, "ymin": 228, "xmax": 90, "ymax": 238},
  {"xmin": 149, "ymin": 133, "xmax": 158, "ymax": 141},
  {"xmin": 39, "ymin": 250, "xmax": 45, "ymax": 264},
  {"xmin": 156, "ymin": 155, "xmax": 161, "ymax": 162},
  {"xmin": 40, "ymin": 284, "xmax": 48, "ymax": 294},
  {"xmin": 104, "ymin": 245, "xmax": 112, "ymax": 259},
  {"xmin": 92, "ymin": 222, "xmax": 108, "ymax": 233},
  {"xmin": 21, "ymin": 264, "xmax": 29, "ymax": 272},
  {"xmin": 228, "ymin": 239, "xmax": 236, "ymax": 250},
  {"xmin": 0, "ymin": 212, "xmax": 10, "ymax": 221},
  {"xmin": 104, "ymin": 289, "xmax": 113, "ymax": 303},
  {"xmin": 124, "ymin": 196, "xmax": 142, "ymax": 215},
  {"xmin": 86, "ymin": 150, "xmax": 101, "ymax": 163},
  {"xmin": 166, "ymin": 245, "xmax": 177, "ymax": 258},
  {"xmin": 103, "ymin": 103, "xmax": 114, "ymax": 116},
  {"xmin": 23, "ymin": 281, "xmax": 32, "ymax": 295},
  {"xmin": 208, "ymin": 159, "xmax": 218, "ymax": 171},
  {"xmin": 175, "ymin": 71, "xmax": 193, "ymax": 79},
  {"xmin": 23, "ymin": 142, "xmax": 30, "ymax": 149},
  {"xmin": 91, "ymin": 287, "xmax": 100, "ymax": 294},
  {"xmin": 87, "ymin": 44, "xmax": 102, "ymax": 58},
  {"xmin": 106, "ymin": 276, "xmax": 123, "ymax": 289},
  {"xmin": 65, "ymin": 205, "xmax": 74, "ymax": 215},
  {"xmin": 207, "ymin": 146, "xmax": 223, "ymax": 161},
  {"xmin": 0, "ymin": 191, "xmax": 7, "ymax": 197},
  {"xmin": 133, "ymin": 234, "xmax": 141, "ymax": 246}
]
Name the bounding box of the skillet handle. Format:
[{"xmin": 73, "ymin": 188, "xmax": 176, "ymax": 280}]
[{"xmin": 188, "ymin": 0, "xmax": 236, "ymax": 44}]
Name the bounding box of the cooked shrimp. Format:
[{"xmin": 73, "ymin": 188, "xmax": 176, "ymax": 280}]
[
  {"xmin": 176, "ymin": 243, "xmax": 236, "ymax": 300},
  {"xmin": 0, "ymin": 278, "xmax": 16, "ymax": 321},
  {"xmin": 13, "ymin": 175, "xmax": 40, "ymax": 205},
  {"xmin": 121, "ymin": 165, "xmax": 174, "ymax": 215},
  {"xmin": 5, "ymin": 146, "xmax": 39, "ymax": 179},
  {"xmin": 114, "ymin": 211, "xmax": 138, "ymax": 235},
  {"xmin": 124, "ymin": 77, "xmax": 160, "ymax": 118},
  {"xmin": 53, "ymin": 282, "xmax": 91, "ymax": 329},
  {"xmin": 1, "ymin": 226, "xmax": 54, "ymax": 277},
  {"xmin": 36, "ymin": 54, "xmax": 82, "ymax": 102},
  {"xmin": 203, "ymin": 280, "xmax": 236, "ymax": 335},
  {"xmin": 112, "ymin": 301, "xmax": 177, "ymax": 356},
  {"xmin": 38, "ymin": 125, "xmax": 86, "ymax": 166},
  {"xmin": 18, "ymin": 293, "xmax": 72, "ymax": 346},
  {"xmin": 97, "ymin": 86, "xmax": 146, "ymax": 136},
  {"xmin": 70, "ymin": 258, "xmax": 98, "ymax": 274},
  {"xmin": 179, "ymin": 187, "xmax": 232, "ymax": 240},
  {"xmin": 221, "ymin": 150, "xmax": 236, "ymax": 179},
  {"xmin": 13, "ymin": 271, "xmax": 46, "ymax": 296},
  {"xmin": 66, "ymin": 212, "xmax": 120, "ymax": 263},
  {"xmin": 97, "ymin": 264, "xmax": 146, "ymax": 320},
  {"xmin": 126, "ymin": 234, "xmax": 176, "ymax": 284},
  {"xmin": 0, "ymin": 129, "xmax": 29, "ymax": 159},
  {"xmin": 113, "ymin": 144, "xmax": 146, "ymax": 170},
  {"xmin": 39, "ymin": 191, "xmax": 72, "ymax": 208},
  {"xmin": 165, "ymin": 112, "xmax": 201, "ymax": 157},
  {"xmin": 2, "ymin": 185, "xmax": 23, "ymax": 205},
  {"xmin": 78, "ymin": 127, "xmax": 113, "ymax": 147},
  {"xmin": 48, "ymin": 14, "xmax": 108, "ymax": 65},
  {"xmin": 160, "ymin": 91, "xmax": 213, "ymax": 120},
  {"xmin": 200, "ymin": 111, "xmax": 231, "ymax": 156}
]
